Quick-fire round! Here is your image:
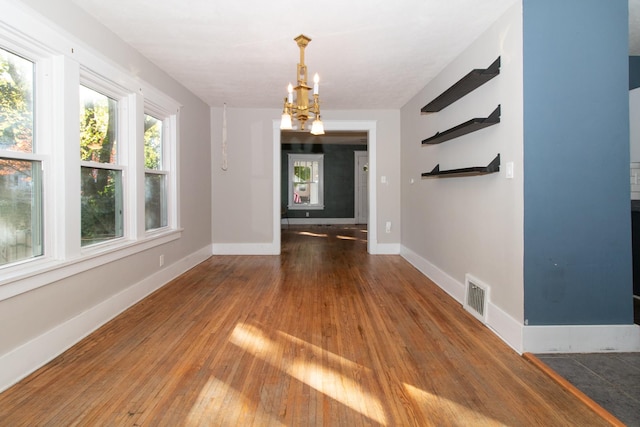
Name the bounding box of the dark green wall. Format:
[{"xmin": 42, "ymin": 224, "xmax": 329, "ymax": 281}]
[
  {"xmin": 281, "ymin": 144, "xmax": 366, "ymax": 219},
  {"xmin": 631, "ymin": 56, "xmax": 640, "ymax": 90}
]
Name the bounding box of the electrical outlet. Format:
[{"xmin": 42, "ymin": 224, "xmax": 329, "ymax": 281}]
[
  {"xmin": 385, "ymin": 221, "xmax": 391, "ymax": 233},
  {"xmin": 159, "ymin": 254, "xmax": 164, "ymax": 267}
]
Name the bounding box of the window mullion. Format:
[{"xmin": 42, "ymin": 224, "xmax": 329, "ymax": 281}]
[{"xmin": 51, "ymin": 54, "xmax": 82, "ymax": 259}]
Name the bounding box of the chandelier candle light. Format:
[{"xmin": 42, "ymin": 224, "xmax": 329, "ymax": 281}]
[{"xmin": 280, "ymin": 34, "xmax": 324, "ymax": 135}]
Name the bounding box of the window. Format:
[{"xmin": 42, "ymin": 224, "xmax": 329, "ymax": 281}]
[
  {"xmin": 79, "ymin": 85, "xmax": 123, "ymax": 246},
  {"xmin": 144, "ymin": 113, "xmax": 167, "ymax": 231},
  {"xmin": 288, "ymin": 153, "xmax": 324, "ymax": 210},
  {"xmin": 0, "ymin": 47, "xmax": 43, "ymax": 266},
  {"xmin": 0, "ymin": 8, "xmax": 181, "ymax": 295}
]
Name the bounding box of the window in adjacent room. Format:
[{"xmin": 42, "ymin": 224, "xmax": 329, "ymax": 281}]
[
  {"xmin": 0, "ymin": 47, "xmax": 43, "ymax": 267},
  {"xmin": 288, "ymin": 153, "xmax": 324, "ymax": 210},
  {"xmin": 79, "ymin": 85, "xmax": 123, "ymax": 247}
]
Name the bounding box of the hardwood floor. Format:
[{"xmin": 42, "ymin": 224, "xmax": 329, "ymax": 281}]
[{"xmin": 0, "ymin": 225, "xmax": 610, "ymax": 426}]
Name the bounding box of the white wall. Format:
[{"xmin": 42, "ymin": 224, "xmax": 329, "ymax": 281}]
[
  {"xmin": 210, "ymin": 107, "xmax": 401, "ymax": 253},
  {"xmin": 400, "ymin": 4, "xmax": 524, "ymax": 350},
  {"xmin": 0, "ymin": 0, "xmax": 212, "ymax": 391}
]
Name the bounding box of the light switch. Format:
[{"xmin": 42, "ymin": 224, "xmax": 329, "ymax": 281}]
[
  {"xmin": 381, "ymin": 176, "xmax": 387, "ymax": 184},
  {"xmin": 506, "ymin": 162, "xmax": 514, "ymax": 179}
]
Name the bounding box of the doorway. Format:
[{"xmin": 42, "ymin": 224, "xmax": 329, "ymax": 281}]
[{"xmin": 272, "ymin": 120, "xmax": 378, "ymax": 254}]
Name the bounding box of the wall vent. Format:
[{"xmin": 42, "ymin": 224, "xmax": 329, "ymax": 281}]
[{"xmin": 464, "ymin": 274, "xmax": 489, "ymax": 323}]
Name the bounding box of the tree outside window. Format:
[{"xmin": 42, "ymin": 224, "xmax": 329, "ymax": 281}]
[
  {"xmin": 144, "ymin": 113, "xmax": 167, "ymax": 231},
  {"xmin": 0, "ymin": 47, "xmax": 42, "ymax": 267},
  {"xmin": 288, "ymin": 154, "xmax": 324, "ymax": 210},
  {"xmin": 79, "ymin": 85, "xmax": 123, "ymax": 246}
]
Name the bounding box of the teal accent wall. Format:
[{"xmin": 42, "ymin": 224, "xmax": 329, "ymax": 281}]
[
  {"xmin": 523, "ymin": 0, "xmax": 631, "ymax": 324},
  {"xmin": 631, "ymin": 56, "xmax": 640, "ymax": 90},
  {"xmin": 281, "ymin": 144, "xmax": 366, "ymax": 219}
]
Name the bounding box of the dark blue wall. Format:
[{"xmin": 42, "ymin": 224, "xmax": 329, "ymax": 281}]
[
  {"xmin": 281, "ymin": 144, "xmax": 366, "ymax": 219},
  {"xmin": 523, "ymin": 0, "xmax": 631, "ymax": 325},
  {"xmin": 631, "ymin": 56, "xmax": 640, "ymax": 90}
]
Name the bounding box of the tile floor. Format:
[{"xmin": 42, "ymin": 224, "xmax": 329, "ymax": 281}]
[
  {"xmin": 536, "ymin": 352, "xmax": 640, "ymax": 426},
  {"xmin": 535, "ymin": 300, "xmax": 640, "ymax": 426}
]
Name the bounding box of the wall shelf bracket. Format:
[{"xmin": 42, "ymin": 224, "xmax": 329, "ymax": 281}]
[
  {"xmin": 421, "ymin": 56, "xmax": 500, "ymax": 113},
  {"xmin": 422, "ymin": 105, "xmax": 501, "ymax": 145},
  {"xmin": 422, "ymin": 154, "xmax": 500, "ymax": 178}
]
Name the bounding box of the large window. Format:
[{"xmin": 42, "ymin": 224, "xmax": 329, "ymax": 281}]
[
  {"xmin": 79, "ymin": 85, "xmax": 123, "ymax": 246},
  {"xmin": 0, "ymin": 14, "xmax": 180, "ymax": 294},
  {"xmin": 288, "ymin": 154, "xmax": 324, "ymax": 210},
  {"xmin": 144, "ymin": 113, "xmax": 167, "ymax": 231},
  {"xmin": 0, "ymin": 47, "xmax": 43, "ymax": 266}
]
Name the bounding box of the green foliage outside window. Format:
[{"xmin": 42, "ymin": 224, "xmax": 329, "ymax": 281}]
[
  {"xmin": 294, "ymin": 165, "xmax": 311, "ymax": 182},
  {"xmin": 79, "ymin": 86, "xmax": 122, "ymax": 246},
  {"xmin": 144, "ymin": 114, "xmax": 161, "ymax": 170},
  {"xmin": 0, "ymin": 48, "xmax": 41, "ymax": 266}
]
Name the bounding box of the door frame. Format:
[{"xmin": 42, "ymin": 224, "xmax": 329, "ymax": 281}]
[
  {"xmin": 272, "ymin": 120, "xmax": 378, "ymax": 254},
  {"xmin": 354, "ymin": 151, "xmax": 368, "ymax": 225}
]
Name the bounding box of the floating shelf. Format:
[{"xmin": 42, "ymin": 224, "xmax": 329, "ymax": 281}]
[
  {"xmin": 422, "ymin": 105, "xmax": 501, "ymax": 145},
  {"xmin": 422, "ymin": 154, "xmax": 500, "ymax": 178},
  {"xmin": 421, "ymin": 57, "xmax": 500, "ymax": 113}
]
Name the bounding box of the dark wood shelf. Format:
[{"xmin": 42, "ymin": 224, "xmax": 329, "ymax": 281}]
[
  {"xmin": 421, "ymin": 57, "xmax": 500, "ymax": 113},
  {"xmin": 422, "ymin": 105, "xmax": 500, "ymax": 145},
  {"xmin": 422, "ymin": 154, "xmax": 500, "ymax": 178}
]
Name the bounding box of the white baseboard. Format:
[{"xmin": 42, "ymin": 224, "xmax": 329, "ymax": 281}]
[
  {"xmin": 400, "ymin": 245, "xmax": 524, "ymax": 353},
  {"xmin": 400, "ymin": 246, "xmax": 465, "ymax": 303},
  {"xmin": 211, "ymin": 242, "xmax": 279, "ymax": 255},
  {"xmin": 373, "ymin": 243, "xmax": 401, "ymax": 255},
  {"xmin": 0, "ymin": 245, "xmax": 212, "ymax": 393},
  {"xmin": 486, "ymin": 301, "xmax": 524, "ymax": 353},
  {"xmin": 523, "ymin": 324, "xmax": 640, "ymax": 353},
  {"xmin": 399, "ymin": 246, "xmax": 640, "ymax": 354}
]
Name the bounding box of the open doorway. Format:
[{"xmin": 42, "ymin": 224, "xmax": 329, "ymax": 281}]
[
  {"xmin": 279, "ymin": 130, "xmax": 368, "ymax": 246},
  {"xmin": 273, "ymin": 120, "xmax": 378, "ymax": 254}
]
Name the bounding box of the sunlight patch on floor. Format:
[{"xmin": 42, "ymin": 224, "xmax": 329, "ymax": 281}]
[
  {"xmin": 187, "ymin": 377, "xmax": 285, "ymax": 426},
  {"xmin": 229, "ymin": 323, "xmax": 388, "ymax": 425},
  {"xmin": 403, "ymin": 382, "xmax": 502, "ymax": 425},
  {"xmin": 336, "ymin": 235, "xmax": 358, "ymax": 241},
  {"xmin": 296, "ymin": 231, "xmax": 328, "ymax": 238}
]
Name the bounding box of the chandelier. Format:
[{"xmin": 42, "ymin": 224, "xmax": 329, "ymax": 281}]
[{"xmin": 280, "ymin": 34, "xmax": 324, "ymax": 135}]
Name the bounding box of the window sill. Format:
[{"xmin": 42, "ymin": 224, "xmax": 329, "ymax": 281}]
[
  {"xmin": 0, "ymin": 228, "xmax": 183, "ymax": 301},
  {"xmin": 287, "ymin": 205, "xmax": 325, "ymax": 211}
]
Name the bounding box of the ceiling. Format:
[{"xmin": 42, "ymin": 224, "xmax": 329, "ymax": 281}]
[{"xmin": 72, "ymin": 0, "xmax": 640, "ymax": 111}]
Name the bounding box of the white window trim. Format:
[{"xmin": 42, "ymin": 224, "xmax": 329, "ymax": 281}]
[
  {"xmin": 287, "ymin": 153, "xmax": 324, "ymax": 210},
  {"xmin": 79, "ymin": 73, "xmax": 131, "ymax": 252},
  {"xmin": 0, "ymin": 6, "xmax": 183, "ymax": 301},
  {"xmin": 143, "ymin": 101, "xmax": 178, "ymax": 235}
]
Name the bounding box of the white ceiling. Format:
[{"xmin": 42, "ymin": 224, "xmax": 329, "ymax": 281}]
[{"xmin": 72, "ymin": 0, "xmax": 640, "ymax": 110}]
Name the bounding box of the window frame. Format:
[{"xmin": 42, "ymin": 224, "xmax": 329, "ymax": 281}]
[
  {"xmin": 287, "ymin": 153, "xmax": 324, "ymax": 210},
  {"xmin": 143, "ymin": 106, "xmax": 172, "ymax": 233},
  {"xmin": 0, "ymin": 40, "xmax": 50, "ymax": 270},
  {"xmin": 0, "ymin": 12, "xmax": 182, "ymax": 301},
  {"xmin": 78, "ymin": 81, "xmax": 128, "ymax": 249}
]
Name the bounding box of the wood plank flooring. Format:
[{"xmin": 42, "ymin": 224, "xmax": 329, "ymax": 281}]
[{"xmin": 0, "ymin": 225, "xmax": 611, "ymax": 426}]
